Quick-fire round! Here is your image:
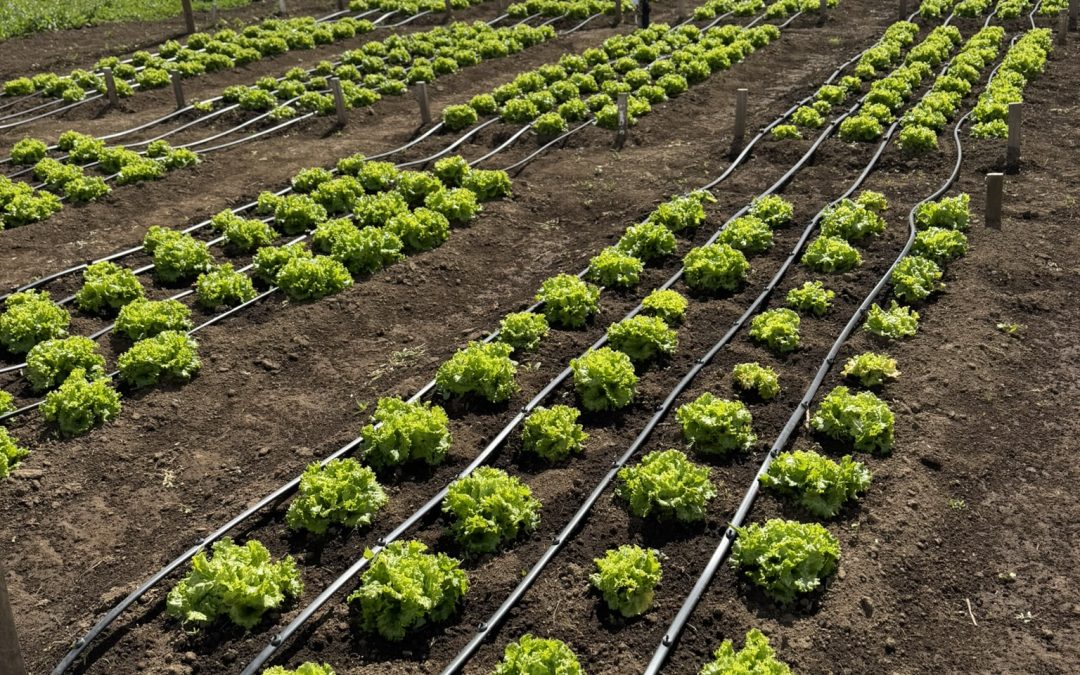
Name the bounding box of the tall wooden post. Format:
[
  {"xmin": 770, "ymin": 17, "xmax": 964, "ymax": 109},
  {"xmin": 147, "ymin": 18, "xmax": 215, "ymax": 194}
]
[
  {"xmin": 171, "ymin": 72, "xmax": 185, "ymax": 110},
  {"xmin": 731, "ymin": 88, "xmax": 748, "ymax": 155},
  {"xmin": 1006, "ymin": 102, "xmax": 1022, "ymax": 173},
  {"xmin": 414, "ymin": 82, "xmax": 431, "ymax": 125},
  {"xmin": 985, "ymin": 173, "xmax": 1004, "ymax": 228},
  {"xmin": 102, "ymin": 68, "xmax": 119, "ymax": 106},
  {"xmin": 0, "ymin": 561, "xmax": 27, "ymax": 675},
  {"xmin": 181, "ymin": 0, "xmax": 196, "ymax": 34}
]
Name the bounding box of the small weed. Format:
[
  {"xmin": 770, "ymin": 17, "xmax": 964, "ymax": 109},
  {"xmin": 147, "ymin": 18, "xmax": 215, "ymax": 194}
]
[
  {"xmin": 996, "ymin": 322, "xmax": 1024, "ymax": 337},
  {"xmin": 948, "ymin": 498, "xmax": 967, "ymax": 510}
]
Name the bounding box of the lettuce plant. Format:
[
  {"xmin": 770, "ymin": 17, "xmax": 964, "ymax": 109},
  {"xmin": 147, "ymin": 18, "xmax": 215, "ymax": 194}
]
[
  {"xmin": 331, "ymin": 226, "xmax": 404, "ymax": 276},
  {"xmin": 264, "ymin": 664, "xmax": 335, "ymax": 675},
  {"xmin": 820, "ymin": 199, "xmax": 887, "ymax": 241},
  {"xmin": 347, "ymin": 540, "xmax": 468, "ymax": 641},
  {"xmin": 196, "ymin": 264, "xmax": 257, "ymax": 309},
  {"xmin": 443, "ymin": 466, "xmax": 541, "ymax": 553},
  {"xmin": 683, "ymin": 243, "xmax": 750, "ymax": 293},
  {"xmin": 290, "ymin": 167, "xmax": 334, "ymax": 193},
  {"xmin": 442, "ymin": 103, "xmax": 478, "ymax": 131},
  {"xmin": 286, "ymin": 458, "xmax": 388, "ymax": 534},
  {"xmin": 913, "ymin": 226, "xmax": 968, "ymax": 265},
  {"xmin": 521, "ymin": 402, "xmax": 588, "ymax": 462},
  {"xmin": 386, "ymin": 208, "xmax": 450, "ymax": 253},
  {"xmin": 493, "ymin": 634, "xmax": 583, "ymax": 675},
  {"xmin": 433, "ymin": 155, "xmax": 469, "ymax": 187},
  {"xmin": 616, "ymin": 222, "xmax": 677, "ymax": 262},
  {"xmin": 277, "ymin": 255, "xmax": 353, "ymax": 300},
  {"xmin": 731, "ymin": 519, "xmax": 840, "ymax": 604},
  {"xmin": 222, "ymin": 216, "xmax": 277, "ymax": 254},
  {"xmin": 10, "ymin": 138, "xmax": 47, "ymax": 165},
  {"xmin": 253, "ymin": 243, "xmax": 313, "ymax": 284},
  {"xmin": 677, "ymin": 393, "xmax": 757, "ymax": 456},
  {"xmin": 589, "ymin": 545, "xmax": 663, "ymax": 617},
  {"xmin": 606, "ymin": 315, "xmax": 677, "ymax": 363},
  {"xmin": 118, "ymin": 331, "xmax": 201, "ymax": 389},
  {"xmin": 587, "ymin": 247, "xmax": 644, "ymax": 289},
  {"xmin": 641, "ymin": 288, "xmax": 688, "ymax": 324},
  {"xmin": 810, "ymin": 386, "xmax": 894, "ymax": 454},
  {"xmin": 749, "ymin": 195, "xmax": 794, "ymax": 228},
  {"xmin": 785, "ymin": 280, "xmax": 834, "ymax": 316},
  {"xmin": 771, "ymin": 124, "xmax": 801, "ymax": 140},
  {"xmin": 40, "ymin": 368, "xmax": 121, "ymax": 437},
  {"xmin": 74, "ymin": 261, "xmax": 144, "ymax": 315},
  {"xmin": 719, "ymin": 216, "xmax": 773, "ymax": 254},
  {"xmin": 0, "ymin": 290, "xmax": 70, "ymax": 354},
  {"xmin": 891, "ymin": 255, "xmax": 942, "ymax": 303},
  {"xmin": 425, "ymin": 187, "xmax": 481, "ymax": 227},
  {"xmin": 274, "ymin": 194, "xmax": 328, "ymax": 235},
  {"xmin": 749, "ymin": 308, "xmax": 800, "ymax": 354},
  {"xmin": 570, "ymin": 347, "xmax": 637, "ymax": 412},
  {"xmin": 915, "ymin": 193, "xmax": 969, "ymax": 230},
  {"xmin": 461, "ymin": 169, "xmax": 512, "ymax": 202},
  {"xmin": 732, "ymin": 362, "xmax": 780, "ymax": 400},
  {"xmin": 864, "ymin": 301, "xmax": 919, "ymax": 339},
  {"xmin": 647, "ymin": 191, "xmax": 713, "ymax": 232},
  {"xmin": 841, "ymin": 352, "xmax": 900, "ymax": 387},
  {"xmin": 0, "ymin": 428, "xmax": 30, "ymax": 479},
  {"xmin": 532, "ymin": 111, "xmax": 568, "ymax": 137},
  {"xmin": 801, "ymin": 235, "xmax": 861, "ymax": 273},
  {"xmin": 700, "ymin": 629, "xmax": 792, "ymax": 675},
  {"xmin": 166, "ymin": 538, "xmax": 303, "ymax": 630},
  {"xmin": 26, "ymin": 336, "xmax": 105, "ymax": 392},
  {"xmin": 435, "ymin": 341, "xmax": 518, "ymax": 403},
  {"xmin": 617, "ymin": 449, "xmax": 716, "ymax": 522},
  {"xmin": 498, "ymin": 311, "xmax": 549, "ymax": 353},
  {"xmin": 147, "ymin": 228, "xmax": 213, "ymax": 284},
  {"xmin": 360, "ymin": 397, "xmax": 451, "ymax": 469},
  {"xmin": 353, "ymin": 191, "xmax": 409, "ymax": 228},
  {"xmin": 536, "ymin": 274, "xmax": 600, "ymax": 328},
  {"xmin": 115, "ymin": 298, "xmax": 192, "ymax": 340},
  {"xmin": 761, "ymin": 449, "xmax": 872, "ymax": 518},
  {"xmin": 0, "ymin": 390, "xmax": 13, "ymax": 414}
]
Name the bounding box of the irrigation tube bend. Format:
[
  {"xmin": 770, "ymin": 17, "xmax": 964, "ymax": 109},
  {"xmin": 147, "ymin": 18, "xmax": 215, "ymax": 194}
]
[{"xmin": 643, "ymin": 112, "xmax": 972, "ymax": 675}]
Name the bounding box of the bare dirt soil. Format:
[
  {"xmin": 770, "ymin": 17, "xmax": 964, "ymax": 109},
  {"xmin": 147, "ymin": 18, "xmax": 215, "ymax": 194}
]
[{"xmin": 1, "ymin": 4, "xmax": 1077, "ymax": 675}]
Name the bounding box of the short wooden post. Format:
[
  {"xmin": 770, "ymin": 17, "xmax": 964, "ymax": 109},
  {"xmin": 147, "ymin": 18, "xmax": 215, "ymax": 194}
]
[
  {"xmin": 677, "ymin": 0, "xmax": 687, "ymax": 21},
  {"xmin": 1005, "ymin": 102, "xmax": 1021, "ymax": 173},
  {"xmin": 1057, "ymin": 12, "xmax": 1069, "ymax": 45},
  {"xmin": 171, "ymin": 71, "xmax": 185, "ymax": 110},
  {"xmin": 615, "ymin": 92, "xmax": 628, "ymax": 148},
  {"xmin": 338, "ymin": 0, "xmax": 347, "ymax": 10},
  {"xmin": 1070, "ymin": 0, "xmax": 1078, "ymax": 31},
  {"xmin": 444, "ymin": 0, "xmax": 453, "ymax": 22},
  {"xmin": 414, "ymin": 82, "xmax": 431, "ymax": 125},
  {"xmin": 181, "ymin": 0, "xmax": 196, "ymax": 34},
  {"xmin": 818, "ymin": 0, "xmax": 829, "ymax": 24},
  {"xmin": 899, "ymin": 0, "xmax": 908, "ymax": 19},
  {"xmin": 731, "ymin": 88, "xmax": 748, "ymax": 155},
  {"xmin": 102, "ymin": 68, "xmax": 119, "ymax": 106},
  {"xmin": 0, "ymin": 562, "xmax": 28, "ymax": 675},
  {"xmin": 210, "ymin": 2, "xmax": 218, "ymax": 24},
  {"xmin": 329, "ymin": 77, "xmax": 347, "ymax": 126},
  {"xmin": 613, "ymin": 0, "xmax": 622, "ymax": 26},
  {"xmin": 278, "ymin": 0, "xmax": 287, "ymax": 15},
  {"xmin": 985, "ymin": 173, "xmax": 1004, "ymax": 228}
]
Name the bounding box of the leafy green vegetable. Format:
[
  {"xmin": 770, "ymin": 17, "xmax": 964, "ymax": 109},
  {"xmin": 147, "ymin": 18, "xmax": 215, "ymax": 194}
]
[
  {"xmin": 263, "ymin": 664, "xmax": 336, "ymax": 675},
  {"xmin": 641, "ymin": 288, "xmax": 688, "ymax": 325},
  {"xmin": 617, "ymin": 448, "xmax": 716, "ymax": 522},
  {"xmin": 761, "ymin": 449, "xmax": 872, "ymax": 518},
  {"xmin": 589, "ymin": 545, "xmax": 663, "ymax": 617},
  {"xmin": 115, "ymin": 298, "xmax": 192, "ymax": 341},
  {"xmin": 74, "ymin": 261, "xmax": 144, "ymax": 315},
  {"xmin": 0, "ymin": 390, "xmax": 13, "ymax": 414},
  {"xmin": 252, "ymin": 243, "xmax": 314, "ymax": 284},
  {"xmin": 647, "ymin": 191, "xmax": 714, "ymax": 233},
  {"xmin": 11, "ymin": 138, "xmax": 47, "ymax": 165},
  {"xmin": 683, "ymin": 243, "xmax": 750, "ymax": 293},
  {"xmin": 891, "ymin": 255, "xmax": 942, "ymax": 303},
  {"xmin": 731, "ymin": 519, "xmax": 840, "ymax": 604},
  {"xmin": 26, "ymin": 336, "xmax": 105, "ymax": 392},
  {"xmin": 117, "ymin": 331, "xmax": 201, "ymax": 389},
  {"xmin": 331, "ymin": 225, "xmax": 404, "ymax": 276},
  {"xmin": 606, "ymin": 315, "xmax": 677, "ymax": 363},
  {"xmin": 732, "ymin": 362, "xmax": 780, "ymax": 400},
  {"xmin": 498, "ymin": 311, "xmax": 549, "ymax": 353},
  {"xmin": 40, "ymin": 368, "xmax": 121, "ymax": 437},
  {"xmin": 360, "ymin": 397, "xmax": 451, "ymax": 469},
  {"xmin": 146, "ymin": 228, "xmax": 213, "ymax": 284},
  {"xmin": 677, "ymin": 392, "xmax": 757, "ymax": 456},
  {"xmin": 492, "ymin": 634, "xmax": 584, "ymax": 675},
  {"xmin": 810, "ymin": 386, "xmax": 894, "ymax": 454},
  {"xmin": 347, "ymin": 540, "xmax": 468, "ymax": 641},
  {"xmin": 570, "ymin": 346, "xmax": 637, "ymax": 412},
  {"xmin": 286, "ymin": 458, "xmax": 388, "ymax": 534},
  {"xmin": 0, "ymin": 290, "xmax": 69, "ymax": 354},
  {"xmin": 424, "ymin": 187, "xmax": 481, "ymax": 227},
  {"xmin": 617, "ymin": 222, "xmax": 677, "ymax": 262},
  {"xmin": 588, "ymin": 246, "xmax": 643, "ymax": 289},
  {"xmin": 166, "ymin": 538, "xmax": 303, "ymax": 630},
  {"xmin": 801, "ymin": 235, "xmax": 861, "ymax": 273},
  {"xmin": 915, "ymin": 193, "xmax": 970, "ymax": 230},
  {"xmin": 461, "ymin": 169, "xmax": 512, "ymax": 201},
  {"xmin": 536, "ymin": 274, "xmax": 600, "ymax": 328},
  {"xmin": 820, "ymin": 199, "xmax": 887, "ymax": 241},
  {"xmin": 749, "ymin": 308, "xmax": 800, "ymax": 354},
  {"xmin": 276, "ymin": 255, "xmax": 353, "ymax": 301},
  {"xmin": 433, "ymin": 155, "xmax": 470, "ymax": 187},
  {"xmin": 443, "ymin": 466, "xmax": 541, "ymax": 554},
  {"xmin": 195, "ymin": 264, "xmax": 257, "ymax": 309},
  {"xmin": 718, "ymin": 216, "xmax": 773, "ymax": 254},
  {"xmin": 771, "ymin": 124, "xmax": 801, "ymax": 140},
  {"xmin": 435, "ymin": 341, "xmax": 518, "ymax": 403},
  {"xmin": 386, "ymin": 207, "xmax": 450, "ymax": 253},
  {"xmin": 521, "ymin": 405, "xmax": 587, "ymax": 462},
  {"xmin": 864, "ymin": 301, "xmax": 919, "ymax": 339},
  {"xmin": 841, "ymin": 352, "xmax": 900, "ymax": 387},
  {"xmin": 786, "ymin": 280, "xmax": 834, "ymax": 316},
  {"xmin": 700, "ymin": 628, "xmax": 792, "ymax": 675},
  {"xmin": 913, "ymin": 226, "xmax": 968, "ymax": 265},
  {"xmin": 0, "ymin": 428, "xmax": 30, "ymax": 479}
]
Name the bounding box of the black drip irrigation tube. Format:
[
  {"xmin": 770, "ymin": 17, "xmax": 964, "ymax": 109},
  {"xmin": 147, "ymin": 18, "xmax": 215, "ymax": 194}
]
[{"xmin": 40, "ymin": 13, "xmax": 936, "ymax": 668}]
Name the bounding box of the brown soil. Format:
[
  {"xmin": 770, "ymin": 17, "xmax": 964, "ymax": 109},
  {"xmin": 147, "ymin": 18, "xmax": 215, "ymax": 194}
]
[{"xmin": 1, "ymin": 5, "xmax": 1078, "ymax": 675}]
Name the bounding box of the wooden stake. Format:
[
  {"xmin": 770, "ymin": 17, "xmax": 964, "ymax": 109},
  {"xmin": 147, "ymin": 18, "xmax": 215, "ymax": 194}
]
[
  {"xmin": 818, "ymin": 0, "xmax": 829, "ymax": 25},
  {"xmin": 338, "ymin": 0, "xmax": 347, "ymax": 10},
  {"xmin": 677, "ymin": 0, "xmax": 687, "ymax": 21},
  {"xmin": 614, "ymin": 0, "xmax": 622, "ymax": 26},
  {"xmin": 1057, "ymin": 11, "xmax": 1069, "ymax": 45},
  {"xmin": 414, "ymin": 82, "xmax": 431, "ymax": 125},
  {"xmin": 102, "ymin": 68, "xmax": 119, "ymax": 106},
  {"xmin": 1070, "ymin": 0, "xmax": 1078, "ymax": 31},
  {"xmin": 171, "ymin": 71, "xmax": 185, "ymax": 110},
  {"xmin": 0, "ymin": 561, "xmax": 27, "ymax": 675},
  {"xmin": 1006, "ymin": 102, "xmax": 1022, "ymax": 173},
  {"xmin": 615, "ymin": 92, "xmax": 628, "ymax": 148},
  {"xmin": 278, "ymin": 0, "xmax": 287, "ymax": 15},
  {"xmin": 329, "ymin": 78, "xmax": 347, "ymax": 126},
  {"xmin": 444, "ymin": 0, "xmax": 453, "ymax": 23},
  {"xmin": 985, "ymin": 173, "xmax": 1004, "ymax": 228},
  {"xmin": 210, "ymin": 1, "xmax": 218, "ymax": 25},
  {"xmin": 900, "ymin": 0, "xmax": 908, "ymax": 19},
  {"xmin": 181, "ymin": 0, "xmax": 196, "ymax": 34},
  {"xmin": 732, "ymin": 88, "xmax": 748, "ymax": 155}
]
